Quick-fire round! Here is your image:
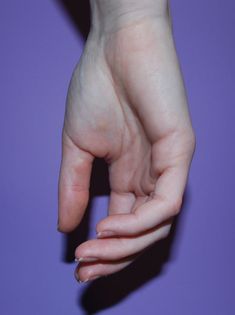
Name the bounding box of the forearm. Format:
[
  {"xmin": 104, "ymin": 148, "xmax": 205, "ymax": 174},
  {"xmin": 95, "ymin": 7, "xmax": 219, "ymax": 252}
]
[{"xmin": 89, "ymin": 0, "xmax": 170, "ymax": 35}]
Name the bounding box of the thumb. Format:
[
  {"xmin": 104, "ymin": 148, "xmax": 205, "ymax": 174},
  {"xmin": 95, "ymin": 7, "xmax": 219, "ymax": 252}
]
[{"xmin": 58, "ymin": 131, "xmax": 94, "ymax": 233}]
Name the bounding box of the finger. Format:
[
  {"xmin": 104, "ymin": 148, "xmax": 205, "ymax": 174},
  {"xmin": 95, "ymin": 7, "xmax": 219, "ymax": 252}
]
[
  {"xmin": 75, "ymin": 257, "xmax": 135, "ymax": 282},
  {"xmin": 75, "ymin": 220, "xmax": 172, "ymax": 261},
  {"xmin": 95, "ymin": 193, "xmax": 144, "ymax": 237},
  {"xmin": 107, "ymin": 191, "xmax": 136, "ymax": 215},
  {"xmin": 58, "ymin": 131, "xmax": 94, "ymax": 232},
  {"xmin": 75, "ymin": 192, "xmax": 137, "ymax": 279},
  {"xmin": 131, "ymin": 195, "xmax": 149, "ymax": 213},
  {"xmin": 96, "ymin": 164, "xmax": 188, "ymax": 237}
]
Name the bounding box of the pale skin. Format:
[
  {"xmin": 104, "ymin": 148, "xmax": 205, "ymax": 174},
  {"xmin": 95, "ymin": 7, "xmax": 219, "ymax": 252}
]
[{"xmin": 58, "ymin": 0, "xmax": 196, "ymax": 282}]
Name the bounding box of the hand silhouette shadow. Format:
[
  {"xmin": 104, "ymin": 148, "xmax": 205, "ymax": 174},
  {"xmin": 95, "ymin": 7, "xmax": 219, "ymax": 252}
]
[{"xmin": 55, "ymin": 1, "xmax": 191, "ymax": 313}]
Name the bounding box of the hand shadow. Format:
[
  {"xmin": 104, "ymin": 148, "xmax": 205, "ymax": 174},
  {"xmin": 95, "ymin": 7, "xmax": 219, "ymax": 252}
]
[{"xmin": 55, "ymin": 1, "xmax": 192, "ymax": 313}]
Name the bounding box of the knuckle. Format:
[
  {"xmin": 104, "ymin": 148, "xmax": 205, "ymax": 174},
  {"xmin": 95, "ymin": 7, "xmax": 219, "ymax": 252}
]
[{"xmin": 57, "ymin": 220, "xmax": 74, "ymax": 233}]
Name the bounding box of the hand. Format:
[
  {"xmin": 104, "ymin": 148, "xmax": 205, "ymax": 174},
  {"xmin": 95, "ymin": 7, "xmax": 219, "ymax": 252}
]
[{"xmin": 58, "ymin": 12, "xmax": 195, "ymax": 282}]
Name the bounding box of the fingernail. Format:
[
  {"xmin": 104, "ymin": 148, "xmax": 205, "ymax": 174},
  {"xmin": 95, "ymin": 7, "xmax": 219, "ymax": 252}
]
[
  {"xmin": 75, "ymin": 272, "xmax": 101, "ymax": 283},
  {"xmin": 82, "ymin": 275, "xmax": 101, "ymax": 283},
  {"xmin": 75, "ymin": 274, "xmax": 87, "ymax": 284},
  {"xmin": 97, "ymin": 230, "xmax": 115, "ymax": 238},
  {"xmin": 78, "ymin": 278, "xmax": 90, "ymax": 284},
  {"xmin": 75, "ymin": 257, "xmax": 98, "ymax": 263}
]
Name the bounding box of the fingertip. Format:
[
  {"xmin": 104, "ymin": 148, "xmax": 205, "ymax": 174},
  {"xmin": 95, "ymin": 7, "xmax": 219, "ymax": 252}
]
[
  {"xmin": 96, "ymin": 213, "xmax": 139, "ymax": 237},
  {"xmin": 96, "ymin": 215, "xmax": 121, "ymax": 235},
  {"xmin": 57, "ymin": 216, "xmax": 74, "ymax": 233},
  {"xmin": 57, "ymin": 220, "xmax": 77, "ymax": 233},
  {"xmin": 58, "ymin": 187, "xmax": 90, "ymax": 233}
]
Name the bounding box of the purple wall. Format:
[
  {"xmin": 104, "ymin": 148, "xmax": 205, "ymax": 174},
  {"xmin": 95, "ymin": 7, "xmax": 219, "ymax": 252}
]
[{"xmin": 0, "ymin": 0, "xmax": 234, "ymax": 314}]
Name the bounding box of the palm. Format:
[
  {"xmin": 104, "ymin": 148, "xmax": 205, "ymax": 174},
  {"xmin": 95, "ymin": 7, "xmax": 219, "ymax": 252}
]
[{"xmin": 59, "ymin": 18, "xmax": 195, "ymax": 281}]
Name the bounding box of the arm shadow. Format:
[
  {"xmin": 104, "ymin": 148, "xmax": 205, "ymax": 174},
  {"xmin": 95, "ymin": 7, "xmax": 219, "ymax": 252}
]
[{"xmin": 55, "ymin": 1, "xmax": 192, "ymax": 313}]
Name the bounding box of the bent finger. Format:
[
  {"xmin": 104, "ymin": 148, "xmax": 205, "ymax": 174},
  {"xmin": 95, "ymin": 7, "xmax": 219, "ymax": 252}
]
[
  {"xmin": 75, "ymin": 219, "xmax": 172, "ymax": 262},
  {"xmin": 75, "ymin": 256, "xmax": 136, "ymax": 282},
  {"xmin": 96, "ymin": 164, "xmax": 188, "ymax": 237},
  {"xmin": 107, "ymin": 191, "xmax": 136, "ymax": 216}
]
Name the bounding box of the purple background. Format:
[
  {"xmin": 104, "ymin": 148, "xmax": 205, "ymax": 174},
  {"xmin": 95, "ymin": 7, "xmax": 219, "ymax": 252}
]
[{"xmin": 0, "ymin": 0, "xmax": 234, "ymax": 314}]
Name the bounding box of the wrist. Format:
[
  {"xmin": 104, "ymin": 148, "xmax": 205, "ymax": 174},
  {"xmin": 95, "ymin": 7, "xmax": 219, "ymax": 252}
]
[{"xmin": 89, "ymin": 0, "xmax": 169, "ymax": 35}]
